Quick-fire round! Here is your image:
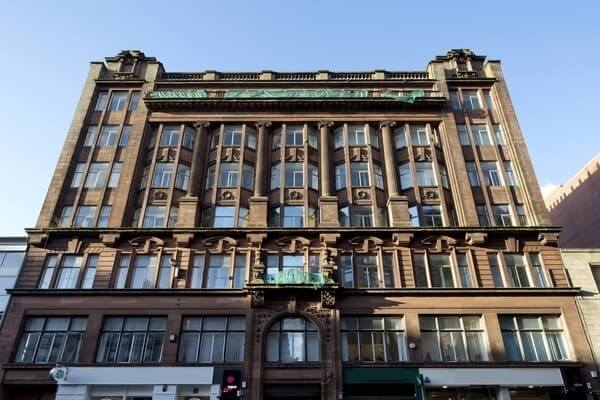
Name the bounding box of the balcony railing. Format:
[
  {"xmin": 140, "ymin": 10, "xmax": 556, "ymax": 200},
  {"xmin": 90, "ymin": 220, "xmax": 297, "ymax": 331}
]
[{"xmin": 159, "ymin": 70, "xmax": 430, "ymax": 81}]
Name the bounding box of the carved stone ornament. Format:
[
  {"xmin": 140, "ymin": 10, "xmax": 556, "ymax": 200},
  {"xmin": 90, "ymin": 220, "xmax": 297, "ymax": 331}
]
[
  {"xmin": 129, "ymin": 236, "xmax": 165, "ymax": 252},
  {"xmin": 251, "ymin": 289, "xmax": 265, "ymax": 308},
  {"xmin": 254, "ymin": 120, "xmax": 272, "ymax": 129},
  {"xmin": 203, "ymin": 236, "xmax": 237, "ymax": 253},
  {"xmin": 220, "ymin": 190, "xmax": 235, "ymax": 201},
  {"xmin": 414, "ymin": 147, "xmax": 432, "ymax": 161},
  {"xmin": 423, "ymin": 190, "xmax": 438, "ymax": 200},
  {"xmin": 253, "ymin": 304, "xmax": 288, "ymax": 342},
  {"xmin": 422, "ymin": 235, "xmax": 457, "ymax": 252},
  {"xmin": 100, "ymin": 233, "xmax": 121, "ymax": 246},
  {"xmin": 465, "ymin": 232, "xmax": 487, "ymax": 245},
  {"xmin": 275, "ymin": 236, "xmax": 311, "ymax": 253},
  {"xmin": 153, "ymin": 191, "xmax": 168, "ymax": 201},
  {"xmin": 286, "ymin": 147, "xmax": 304, "ymax": 162},
  {"xmin": 317, "ymin": 121, "xmax": 334, "ymax": 129},
  {"xmin": 321, "ymin": 290, "xmax": 336, "ymax": 308},
  {"xmin": 393, "ymin": 233, "xmax": 414, "ymax": 246},
  {"xmin": 157, "ymin": 148, "xmax": 176, "ymax": 162},
  {"xmin": 379, "ymin": 120, "xmax": 397, "ymax": 129},
  {"xmin": 354, "ymin": 190, "xmax": 370, "ymax": 200},
  {"xmin": 251, "ymin": 246, "xmax": 266, "ymax": 284},
  {"xmin": 350, "ymin": 147, "xmax": 368, "ymax": 161},
  {"xmin": 193, "ymin": 121, "xmax": 211, "ymax": 129},
  {"xmin": 288, "ymin": 190, "xmax": 303, "ymax": 200},
  {"xmin": 538, "ymin": 232, "xmax": 559, "ymax": 246},
  {"xmin": 504, "ymin": 237, "xmax": 521, "ymax": 252},
  {"xmin": 221, "ymin": 148, "xmax": 240, "ymax": 162},
  {"xmin": 113, "ymin": 72, "xmax": 137, "ymax": 80},
  {"xmin": 66, "ymin": 238, "xmax": 83, "ymax": 253},
  {"xmin": 301, "ymin": 304, "xmax": 333, "ymax": 343},
  {"xmin": 455, "ymin": 70, "xmax": 478, "ymax": 79},
  {"xmin": 320, "ymin": 246, "xmax": 337, "ymax": 284},
  {"xmin": 349, "ymin": 236, "xmax": 384, "ymax": 253}
]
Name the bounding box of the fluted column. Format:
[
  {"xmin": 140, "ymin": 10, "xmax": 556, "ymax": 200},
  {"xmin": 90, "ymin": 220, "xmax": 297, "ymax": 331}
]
[
  {"xmin": 318, "ymin": 121, "xmax": 339, "ymax": 227},
  {"xmin": 253, "ymin": 121, "xmax": 271, "ymax": 196},
  {"xmin": 248, "ymin": 121, "xmax": 271, "ymax": 228},
  {"xmin": 380, "ymin": 120, "xmax": 410, "ymax": 227},
  {"xmin": 319, "ymin": 121, "xmax": 334, "ymax": 196},
  {"xmin": 177, "ymin": 121, "xmax": 209, "ymax": 228}
]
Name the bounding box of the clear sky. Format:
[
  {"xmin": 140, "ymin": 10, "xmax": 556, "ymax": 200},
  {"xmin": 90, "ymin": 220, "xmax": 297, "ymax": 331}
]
[{"xmin": 0, "ymin": 0, "xmax": 599, "ymax": 235}]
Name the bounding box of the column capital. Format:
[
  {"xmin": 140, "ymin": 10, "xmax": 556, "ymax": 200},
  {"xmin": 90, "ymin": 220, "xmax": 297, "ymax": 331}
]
[
  {"xmin": 254, "ymin": 120, "xmax": 272, "ymax": 128},
  {"xmin": 318, "ymin": 121, "xmax": 334, "ymax": 129},
  {"xmin": 379, "ymin": 120, "xmax": 397, "ymax": 129},
  {"xmin": 193, "ymin": 121, "xmax": 211, "ymax": 129}
]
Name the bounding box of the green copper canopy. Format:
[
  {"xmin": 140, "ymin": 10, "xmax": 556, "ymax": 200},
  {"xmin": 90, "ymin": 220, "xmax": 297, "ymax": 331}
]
[{"xmin": 147, "ymin": 89, "xmax": 208, "ymax": 99}]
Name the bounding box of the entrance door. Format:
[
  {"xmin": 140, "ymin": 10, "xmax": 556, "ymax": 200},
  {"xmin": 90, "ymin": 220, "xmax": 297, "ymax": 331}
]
[{"xmin": 263, "ymin": 383, "xmax": 321, "ymax": 400}]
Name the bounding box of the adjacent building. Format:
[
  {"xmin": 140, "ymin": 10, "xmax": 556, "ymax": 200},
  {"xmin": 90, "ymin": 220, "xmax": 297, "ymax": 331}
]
[
  {"xmin": 0, "ymin": 49, "xmax": 597, "ymax": 400},
  {"xmin": 0, "ymin": 237, "xmax": 26, "ymax": 320}
]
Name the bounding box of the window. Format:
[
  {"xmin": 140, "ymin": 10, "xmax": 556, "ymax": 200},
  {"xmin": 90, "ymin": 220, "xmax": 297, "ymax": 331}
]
[
  {"xmin": 286, "ymin": 125, "xmax": 304, "ymax": 146},
  {"xmin": 339, "ymin": 206, "xmax": 350, "ymax": 227},
  {"xmin": 456, "ymin": 253, "xmax": 473, "ymax": 288},
  {"xmin": 349, "ymin": 206, "xmax": 372, "ymax": 227},
  {"xmin": 160, "ymin": 125, "xmax": 180, "ymax": 147},
  {"xmin": 233, "ymin": 255, "xmax": 246, "ymax": 288},
  {"xmin": 492, "ymin": 205, "xmax": 512, "ymax": 227},
  {"xmin": 335, "ymin": 164, "xmax": 346, "ymax": 190},
  {"xmin": 205, "ymin": 164, "xmax": 215, "ymax": 189},
  {"xmin": 114, "ymin": 255, "xmax": 130, "ymax": 289},
  {"xmin": 83, "ymin": 126, "xmax": 97, "ymax": 147},
  {"xmin": 179, "ymin": 316, "xmax": 245, "ymax": 363},
  {"xmin": 466, "ymin": 162, "xmax": 480, "ymax": 186},
  {"xmin": 130, "ymin": 254, "xmax": 158, "ymax": 288},
  {"xmin": 223, "ymin": 126, "xmax": 242, "ymax": 146},
  {"xmin": 182, "ymin": 128, "xmax": 195, "ymax": 150},
  {"xmin": 394, "ymin": 126, "xmax": 406, "ymax": 149},
  {"xmin": 488, "ymin": 253, "xmax": 504, "ymax": 288},
  {"xmin": 175, "ymin": 164, "xmax": 191, "ymax": 191},
  {"xmin": 480, "ymin": 162, "xmax": 502, "ymax": 186},
  {"xmin": 167, "ymin": 207, "xmax": 178, "ymax": 227},
  {"xmin": 270, "ymin": 206, "xmax": 281, "ymax": 227},
  {"xmin": 84, "ymin": 163, "xmax": 108, "ymax": 188},
  {"xmin": 58, "ymin": 206, "xmax": 73, "ymax": 227},
  {"xmin": 457, "ymin": 125, "xmax": 470, "ymax": 145},
  {"xmin": 308, "ymin": 164, "xmax": 319, "ymax": 190},
  {"xmin": 108, "ymin": 92, "xmax": 128, "ymax": 111},
  {"xmin": 471, "ymin": 125, "xmax": 491, "ymax": 145},
  {"xmin": 529, "ymin": 253, "xmax": 549, "ymax": 287},
  {"xmin": 493, "ymin": 124, "xmax": 505, "ymax": 145},
  {"xmin": 55, "ymin": 255, "xmax": 83, "ymax": 289},
  {"xmin": 14, "ymin": 317, "xmax": 87, "ymax": 364},
  {"xmin": 422, "ymin": 205, "xmax": 443, "ymax": 227},
  {"xmin": 213, "ymin": 206, "xmax": 236, "ymax": 228},
  {"xmin": 156, "ymin": 255, "xmax": 173, "ymax": 288},
  {"xmin": 81, "ymin": 255, "xmax": 98, "ymax": 289},
  {"xmin": 334, "ymin": 127, "xmax": 344, "ymax": 149},
  {"xmin": 415, "ymin": 162, "xmax": 436, "ymax": 186},
  {"xmin": 270, "ymin": 164, "xmax": 280, "ymax": 190},
  {"xmin": 408, "ymin": 205, "xmax": 419, "ymax": 226},
  {"xmin": 484, "ymin": 90, "xmax": 495, "ymax": 110},
  {"xmin": 143, "ymin": 206, "xmax": 166, "ymax": 228},
  {"xmin": 463, "ymin": 90, "xmax": 482, "ymax": 111},
  {"xmin": 500, "ymin": 315, "xmax": 569, "ymax": 361},
  {"xmin": 272, "ymin": 128, "xmax": 281, "ymax": 149},
  {"xmin": 96, "ymin": 316, "xmax": 166, "ymax": 363},
  {"xmin": 71, "ymin": 163, "xmax": 86, "ymax": 188},
  {"xmin": 348, "ymin": 125, "xmax": 366, "ymax": 145},
  {"xmin": 420, "ymin": 316, "xmax": 488, "ymax": 362},
  {"xmin": 355, "ymin": 255, "xmax": 380, "ymax": 288},
  {"xmin": 119, "ymin": 125, "xmax": 131, "ymax": 147},
  {"xmin": 285, "ymin": 163, "xmax": 304, "ymax": 187},
  {"xmin": 504, "ymin": 254, "xmax": 531, "ymax": 288},
  {"xmin": 266, "ymin": 317, "xmax": 320, "ymax": 363},
  {"xmin": 476, "ymin": 205, "xmax": 490, "ymax": 226},
  {"xmin": 591, "ymin": 265, "xmax": 600, "ymax": 292},
  {"xmin": 369, "ymin": 126, "xmax": 380, "ymax": 148},
  {"xmin": 450, "ymin": 90, "xmax": 461, "ymax": 110},
  {"xmin": 108, "ymin": 163, "xmax": 122, "ymax": 188},
  {"xmin": 206, "ymin": 255, "xmax": 230, "ymax": 288},
  {"xmin": 399, "ymin": 163, "xmax": 413, "ymax": 189},
  {"xmin": 97, "ymin": 206, "xmax": 111, "ymax": 228},
  {"xmin": 218, "ymin": 163, "xmax": 239, "ymax": 187},
  {"xmin": 98, "ymin": 125, "xmax": 119, "ymax": 147},
  {"xmin": 140, "ymin": 165, "xmax": 149, "ymax": 190},
  {"xmin": 308, "ymin": 127, "xmax": 318, "ymax": 149},
  {"xmin": 410, "ymin": 125, "xmax": 429, "ymax": 146},
  {"xmin": 516, "ymin": 204, "xmax": 527, "ymax": 225},
  {"xmin": 241, "ymin": 164, "xmax": 254, "ymax": 191},
  {"xmin": 412, "ymin": 253, "xmax": 455, "ymax": 288},
  {"xmin": 504, "ymin": 162, "xmax": 517, "ymax": 186},
  {"xmin": 265, "ymin": 254, "xmax": 305, "ymax": 278},
  {"xmin": 95, "ymin": 92, "xmax": 108, "ymax": 111},
  {"xmin": 245, "ymin": 127, "xmax": 257, "ymax": 149},
  {"xmin": 211, "ymin": 128, "xmax": 220, "ymax": 149},
  {"xmin": 73, "ymin": 206, "xmax": 96, "ymax": 228},
  {"xmin": 128, "ymin": 91, "xmax": 141, "ymax": 111},
  {"xmin": 283, "ymin": 206, "xmax": 304, "ymax": 227},
  {"xmin": 440, "ymin": 165, "xmax": 449, "ymax": 189},
  {"xmin": 350, "ymin": 162, "xmax": 370, "ymax": 186},
  {"xmin": 383, "ymin": 254, "xmax": 395, "ymax": 288},
  {"xmin": 340, "ymin": 254, "xmax": 354, "ymax": 287},
  {"xmin": 341, "ymin": 316, "xmax": 407, "ymax": 362}
]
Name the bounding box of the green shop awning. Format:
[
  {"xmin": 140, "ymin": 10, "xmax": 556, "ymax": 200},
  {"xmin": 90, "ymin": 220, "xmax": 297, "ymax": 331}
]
[{"xmin": 343, "ymin": 367, "xmax": 420, "ymax": 384}]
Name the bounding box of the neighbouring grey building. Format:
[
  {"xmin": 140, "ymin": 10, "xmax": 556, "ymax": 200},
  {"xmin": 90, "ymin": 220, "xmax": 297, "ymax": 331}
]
[{"xmin": 0, "ymin": 237, "xmax": 26, "ymax": 319}]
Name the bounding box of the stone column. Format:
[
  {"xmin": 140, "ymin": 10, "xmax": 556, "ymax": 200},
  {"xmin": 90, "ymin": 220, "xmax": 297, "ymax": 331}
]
[
  {"xmin": 318, "ymin": 121, "xmax": 339, "ymax": 227},
  {"xmin": 248, "ymin": 121, "xmax": 271, "ymax": 227},
  {"xmin": 380, "ymin": 121, "xmax": 410, "ymax": 226},
  {"xmin": 177, "ymin": 122, "xmax": 210, "ymax": 228}
]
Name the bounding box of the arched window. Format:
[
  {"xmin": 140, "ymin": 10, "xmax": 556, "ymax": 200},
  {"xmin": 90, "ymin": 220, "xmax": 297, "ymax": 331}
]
[{"xmin": 265, "ymin": 317, "xmax": 320, "ymax": 363}]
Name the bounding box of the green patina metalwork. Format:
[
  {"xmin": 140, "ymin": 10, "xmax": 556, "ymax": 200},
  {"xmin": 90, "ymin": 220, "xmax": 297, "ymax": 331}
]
[
  {"xmin": 379, "ymin": 89, "xmax": 426, "ymax": 103},
  {"xmin": 265, "ymin": 270, "xmax": 326, "ymax": 288},
  {"xmin": 147, "ymin": 89, "xmax": 208, "ymax": 99},
  {"xmin": 224, "ymin": 89, "xmax": 370, "ymax": 99}
]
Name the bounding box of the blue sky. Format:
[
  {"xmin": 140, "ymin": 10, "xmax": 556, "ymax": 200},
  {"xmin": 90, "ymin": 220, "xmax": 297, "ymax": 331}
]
[{"xmin": 0, "ymin": 0, "xmax": 599, "ymax": 235}]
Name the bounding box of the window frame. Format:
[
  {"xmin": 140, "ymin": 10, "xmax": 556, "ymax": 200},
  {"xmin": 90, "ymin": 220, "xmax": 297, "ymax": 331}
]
[
  {"xmin": 341, "ymin": 316, "xmax": 407, "ymax": 363},
  {"xmin": 420, "ymin": 315, "xmax": 489, "ymax": 362}
]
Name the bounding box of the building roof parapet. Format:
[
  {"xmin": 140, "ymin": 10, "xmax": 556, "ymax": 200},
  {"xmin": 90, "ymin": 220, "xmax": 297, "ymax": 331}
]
[{"xmin": 159, "ymin": 70, "xmax": 430, "ymax": 82}]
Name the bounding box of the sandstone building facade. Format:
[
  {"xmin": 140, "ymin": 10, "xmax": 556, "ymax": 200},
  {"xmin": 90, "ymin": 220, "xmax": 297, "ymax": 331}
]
[{"xmin": 0, "ymin": 50, "xmax": 596, "ymax": 400}]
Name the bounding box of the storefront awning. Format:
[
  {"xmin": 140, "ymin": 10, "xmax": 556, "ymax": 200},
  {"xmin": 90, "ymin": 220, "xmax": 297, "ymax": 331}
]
[
  {"xmin": 53, "ymin": 366, "xmax": 214, "ymax": 386},
  {"xmin": 419, "ymin": 368, "xmax": 564, "ymax": 387},
  {"xmin": 344, "ymin": 368, "xmax": 420, "ymax": 384}
]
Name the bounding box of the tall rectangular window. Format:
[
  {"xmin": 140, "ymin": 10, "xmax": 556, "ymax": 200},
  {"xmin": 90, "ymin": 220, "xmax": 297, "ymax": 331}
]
[
  {"xmin": 56, "ymin": 255, "xmax": 83, "ymax": 289},
  {"xmin": 119, "ymin": 125, "xmax": 131, "ymax": 147},
  {"xmin": 14, "ymin": 317, "xmax": 87, "ymax": 364},
  {"xmin": 420, "ymin": 315, "xmax": 488, "ymax": 362},
  {"xmin": 39, "ymin": 255, "xmax": 58, "ymax": 289},
  {"xmin": 516, "ymin": 204, "xmax": 527, "ymax": 226},
  {"xmin": 456, "ymin": 253, "xmax": 473, "ymax": 288},
  {"xmin": 334, "ymin": 127, "xmax": 344, "ymax": 149},
  {"xmin": 131, "ymin": 255, "xmax": 158, "ymax": 288},
  {"xmin": 98, "ymin": 125, "xmax": 119, "ymax": 147},
  {"xmin": 351, "ymin": 206, "xmax": 373, "ymax": 227},
  {"xmin": 394, "ymin": 127, "xmax": 406, "ymax": 149},
  {"xmin": 246, "ymin": 127, "xmax": 257, "ymax": 149},
  {"xmin": 374, "ymin": 164, "xmax": 384, "ymax": 189},
  {"xmin": 415, "ymin": 162, "xmax": 436, "ymax": 186},
  {"xmin": 488, "ymin": 253, "xmax": 504, "ymax": 287},
  {"xmin": 97, "ymin": 206, "xmax": 111, "ymax": 228},
  {"xmin": 383, "ymin": 254, "xmax": 395, "ymax": 288},
  {"xmin": 233, "ymin": 255, "xmax": 246, "ymax": 289},
  {"xmin": 341, "ymin": 316, "xmax": 407, "ymax": 362},
  {"xmin": 283, "ymin": 206, "xmax": 304, "ymax": 228},
  {"xmin": 189, "ymin": 255, "xmax": 205, "ymax": 289},
  {"xmin": 480, "ymin": 162, "xmax": 502, "ymax": 186},
  {"xmin": 355, "ymin": 255, "xmax": 379, "ymax": 288},
  {"xmin": 493, "ymin": 124, "xmax": 505, "ymax": 145},
  {"xmin": 270, "ymin": 164, "xmax": 280, "ymax": 190},
  {"xmin": 335, "ymin": 164, "xmax": 346, "ymax": 190},
  {"xmin": 182, "ymin": 128, "xmax": 195, "ymax": 150},
  {"xmin": 428, "ymin": 254, "xmax": 455, "ymax": 288},
  {"xmin": 156, "ymin": 255, "xmax": 173, "ymax": 289},
  {"xmin": 223, "ymin": 126, "xmax": 242, "ymax": 146},
  {"xmin": 463, "ymin": 90, "xmax": 482, "ymax": 111},
  {"xmin": 84, "ymin": 126, "xmax": 97, "ymax": 147},
  {"xmin": 205, "ymin": 164, "xmax": 215, "ymax": 189},
  {"xmin": 108, "ymin": 163, "xmax": 122, "ymax": 188},
  {"xmin": 493, "ymin": 205, "xmax": 513, "ymax": 227},
  {"xmin": 348, "ymin": 125, "xmax": 366, "ymax": 145},
  {"xmin": 218, "ymin": 163, "xmax": 239, "ymax": 188},
  {"xmin": 308, "ymin": 164, "xmax": 319, "ymax": 190},
  {"xmin": 466, "ymin": 162, "xmax": 480, "ymax": 186},
  {"xmin": 242, "ymin": 164, "xmax": 255, "ymax": 191},
  {"xmin": 160, "ymin": 126, "xmax": 180, "ymax": 147},
  {"xmin": 350, "ymin": 163, "xmax": 370, "ymax": 187},
  {"xmin": 500, "ymin": 315, "xmax": 569, "ymax": 361},
  {"xmin": 450, "ymin": 90, "xmax": 461, "ymax": 110},
  {"xmin": 108, "ymin": 92, "xmax": 128, "ymax": 111},
  {"xmin": 213, "ymin": 206, "xmax": 236, "ymax": 228},
  {"xmin": 96, "ymin": 316, "xmax": 166, "ymax": 363},
  {"xmin": 128, "ymin": 92, "xmax": 141, "ymax": 111},
  {"xmin": 408, "ymin": 205, "xmax": 419, "ymax": 226},
  {"xmin": 143, "ymin": 206, "xmax": 166, "ymax": 228},
  {"xmin": 410, "ymin": 125, "xmax": 429, "ymax": 146},
  {"xmin": 504, "ymin": 162, "xmax": 518, "ymax": 186},
  {"xmin": 58, "ymin": 206, "xmax": 73, "ymax": 227},
  {"xmin": 84, "ymin": 163, "xmax": 108, "ymax": 188},
  {"xmin": 338, "ymin": 206, "xmax": 350, "ymax": 227},
  {"xmin": 529, "ymin": 253, "xmax": 549, "ymax": 288},
  {"xmin": 340, "ymin": 255, "xmax": 353, "ymax": 288},
  {"xmin": 206, "ymin": 255, "xmax": 230, "ymax": 288},
  {"xmin": 151, "ymin": 163, "xmax": 174, "ymax": 188},
  {"xmin": 504, "ymin": 254, "xmax": 531, "ymax": 288},
  {"xmin": 484, "ymin": 90, "xmax": 495, "ymax": 110},
  {"xmin": 115, "ymin": 255, "xmax": 130, "ymax": 289},
  {"xmin": 422, "ymin": 205, "xmax": 443, "ymax": 227},
  {"xmin": 179, "ymin": 316, "xmax": 245, "ymax": 363},
  {"xmin": 476, "ymin": 205, "xmax": 490, "ymax": 226},
  {"xmin": 71, "ymin": 163, "xmax": 86, "ymax": 188},
  {"xmin": 285, "ymin": 163, "xmax": 304, "ymax": 187},
  {"xmin": 471, "ymin": 125, "xmax": 491, "ymax": 145},
  {"xmin": 286, "ymin": 125, "xmax": 304, "ymax": 146},
  {"xmin": 457, "ymin": 125, "xmax": 470, "ymax": 145},
  {"xmin": 175, "ymin": 164, "xmax": 191, "ymax": 191},
  {"xmin": 399, "ymin": 163, "xmax": 413, "ymax": 189},
  {"xmin": 81, "ymin": 255, "xmax": 98, "ymax": 289},
  {"xmin": 95, "ymin": 92, "xmax": 108, "ymax": 111},
  {"xmin": 73, "ymin": 206, "xmax": 97, "ymax": 228}
]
